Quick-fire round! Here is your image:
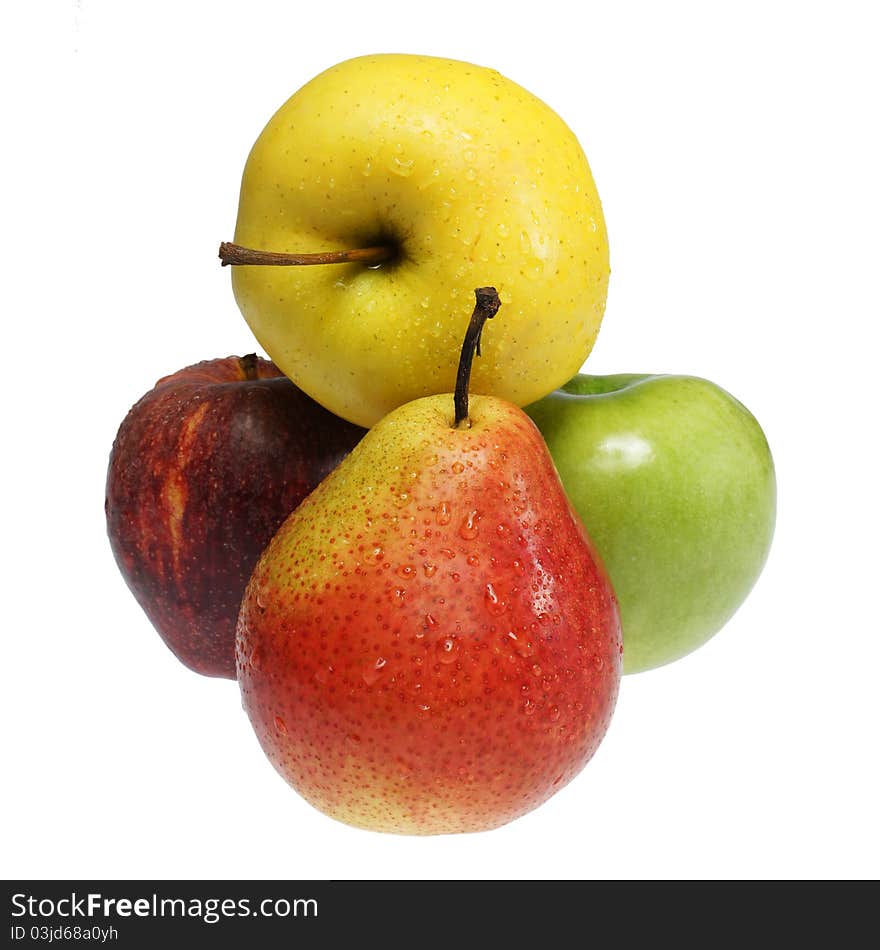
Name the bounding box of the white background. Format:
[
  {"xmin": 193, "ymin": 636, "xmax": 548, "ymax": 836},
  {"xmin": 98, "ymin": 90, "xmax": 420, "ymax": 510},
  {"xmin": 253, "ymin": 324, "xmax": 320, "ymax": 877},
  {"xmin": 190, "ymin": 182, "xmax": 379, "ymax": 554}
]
[{"xmin": 3, "ymin": 1, "xmax": 878, "ymax": 880}]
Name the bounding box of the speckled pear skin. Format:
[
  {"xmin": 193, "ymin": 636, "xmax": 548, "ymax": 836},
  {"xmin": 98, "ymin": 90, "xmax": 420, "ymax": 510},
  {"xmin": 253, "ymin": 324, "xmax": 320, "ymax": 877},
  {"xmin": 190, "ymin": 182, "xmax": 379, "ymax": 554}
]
[
  {"xmin": 237, "ymin": 394, "xmax": 621, "ymax": 834},
  {"xmin": 105, "ymin": 356, "xmax": 365, "ymax": 678},
  {"xmin": 230, "ymin": 53, "xmax": 609, "ymax": 427}
]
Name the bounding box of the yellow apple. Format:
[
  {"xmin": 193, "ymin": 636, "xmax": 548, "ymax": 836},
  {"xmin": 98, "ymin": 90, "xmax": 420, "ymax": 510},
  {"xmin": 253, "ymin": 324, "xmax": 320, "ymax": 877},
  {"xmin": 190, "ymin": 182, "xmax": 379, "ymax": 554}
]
[{"xmin": 225, "ymin": 53, "xmax": 609, "ymax": 427}]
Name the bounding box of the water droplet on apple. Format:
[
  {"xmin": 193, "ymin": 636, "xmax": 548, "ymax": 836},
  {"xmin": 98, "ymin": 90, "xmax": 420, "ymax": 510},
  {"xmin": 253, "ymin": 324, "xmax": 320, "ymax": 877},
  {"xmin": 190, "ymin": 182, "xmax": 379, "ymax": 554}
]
[
  {"xmin": 451, "ymin": 461, "xmax": 465, "ymax": 475},
  {"xmin": 256, "ymin": 587, "xmax": 269, "ymax": 610},
  {"xmin": 436, "ymin": 501, "xmax": 452, "ymax": 525},
  {"xmin": 548, "ymin": 706, "xmax": 561, "ymax": 722},
  {"xmin": 397, "ymin": 564, "xmax": 415, "ymax": 579},
  {"xmin": 417, "ymin": 167, "xmax": 442, "ymax": 191},
  {"xmin": 389, "ymin": 587, "xmax": 406, "ymax": 608},
  {"xmin": 389, "ymin": 156, "xmax": 415, "ymax": 177},
  {"xmin": 496, "ymin": 222, "xmax": 509, "ymax": 238},
  {"xmin": 465, "ymin": 168, "xmax": 476, "ymax": 181},
  {"xmin": 249, "ymin": 646, "xmax": 264, "ymax": 671},
  {"xmin": 423, "ymin": 562, "xmax": 437, "ymax": 578},
  {"xmin": 273, "ymin": 715, "xmax": 288, "ymax": 735},
  {"xmin": 362, "ymin": 159, "xmax": 373, "ymax": 177},
  {"xmin": 519, "ymin": 231, "xmax": 532, "ymax": 255}
]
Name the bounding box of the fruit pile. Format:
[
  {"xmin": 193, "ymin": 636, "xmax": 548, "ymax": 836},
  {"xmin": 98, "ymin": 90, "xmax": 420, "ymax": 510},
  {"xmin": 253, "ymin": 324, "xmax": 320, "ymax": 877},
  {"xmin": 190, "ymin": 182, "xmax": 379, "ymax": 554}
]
[{"xmin": 106, "ymin": 54, "xmax": 775, "ymax": 835}]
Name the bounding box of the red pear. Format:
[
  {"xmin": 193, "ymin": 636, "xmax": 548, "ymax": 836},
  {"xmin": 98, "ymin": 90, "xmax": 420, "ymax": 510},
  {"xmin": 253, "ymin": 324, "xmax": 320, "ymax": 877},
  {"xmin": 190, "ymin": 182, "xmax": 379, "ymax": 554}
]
[{"xmin": 237, "ymin": 291, "xmax": 621, "ymax": 833}]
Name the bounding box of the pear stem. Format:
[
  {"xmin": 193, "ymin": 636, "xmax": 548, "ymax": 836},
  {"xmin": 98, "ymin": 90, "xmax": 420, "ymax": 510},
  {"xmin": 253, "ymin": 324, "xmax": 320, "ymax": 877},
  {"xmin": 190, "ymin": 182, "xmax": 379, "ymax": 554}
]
[
  {"xmin": 218, "ymin": 242, "xmax": 396, "ymax": 268},
  {"xmin": 454, "ymin": 287, "xmax": 501, "ymax": 427}
]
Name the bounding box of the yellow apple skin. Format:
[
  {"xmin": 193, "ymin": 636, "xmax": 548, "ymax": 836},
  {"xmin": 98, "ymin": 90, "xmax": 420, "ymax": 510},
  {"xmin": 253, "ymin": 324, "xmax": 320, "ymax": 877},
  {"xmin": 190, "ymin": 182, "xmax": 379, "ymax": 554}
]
[{"xmin": 231, "ymin": 54, "xmax": 609, "ymax": 428}]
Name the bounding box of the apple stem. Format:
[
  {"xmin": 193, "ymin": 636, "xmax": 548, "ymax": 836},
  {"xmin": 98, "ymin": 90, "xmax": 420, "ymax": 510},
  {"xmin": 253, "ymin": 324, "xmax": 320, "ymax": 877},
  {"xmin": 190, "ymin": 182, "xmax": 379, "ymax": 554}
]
[
  {"xmin": 454, "ymin": 287, "xmax": 501, "ymax": 428},
  {"xmin": 218, "ymin": 242, "xmax": 396, "ymax": 268},
  {"xmin": 239, "ymin": 353, "xmax": 260, "ymax": 380}
]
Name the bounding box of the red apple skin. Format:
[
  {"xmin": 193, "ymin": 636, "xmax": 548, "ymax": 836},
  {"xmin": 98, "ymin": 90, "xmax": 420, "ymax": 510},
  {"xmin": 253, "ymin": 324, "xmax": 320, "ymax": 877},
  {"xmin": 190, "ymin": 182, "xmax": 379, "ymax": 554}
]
[
  {"xmin": 237, "ymin": 398, "xmax": 622, "ymax": 834},
  {"xmin": 106, "ymin": 355, "xmax": 365, "ymax": 678}
]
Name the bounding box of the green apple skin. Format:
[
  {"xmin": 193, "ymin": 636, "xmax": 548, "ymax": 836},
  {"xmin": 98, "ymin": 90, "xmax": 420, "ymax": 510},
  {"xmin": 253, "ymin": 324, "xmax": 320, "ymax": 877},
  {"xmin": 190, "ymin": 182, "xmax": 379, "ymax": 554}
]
[{"xmin": 526, "ymin": 374, "xmax": 776, "ymax": 673}]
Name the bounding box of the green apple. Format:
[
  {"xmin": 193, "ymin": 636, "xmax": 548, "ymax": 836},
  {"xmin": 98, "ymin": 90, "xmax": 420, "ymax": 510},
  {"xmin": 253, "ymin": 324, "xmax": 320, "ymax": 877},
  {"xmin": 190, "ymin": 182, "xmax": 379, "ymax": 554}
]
[
  {"xmin": 526, "ymin": 374, "xmax": 776, "ymax": 673},
  {"xmin": 222, "ymin": 53, "xmax": 609, "ymax": 428}
]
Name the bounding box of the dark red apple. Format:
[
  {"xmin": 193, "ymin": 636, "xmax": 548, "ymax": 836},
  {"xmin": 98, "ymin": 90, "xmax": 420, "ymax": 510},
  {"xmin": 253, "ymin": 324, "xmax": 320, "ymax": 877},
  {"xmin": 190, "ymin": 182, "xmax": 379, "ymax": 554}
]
[{"xmin": 106, "ymin": 354, "xmax": 365, "ymax": 678}]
